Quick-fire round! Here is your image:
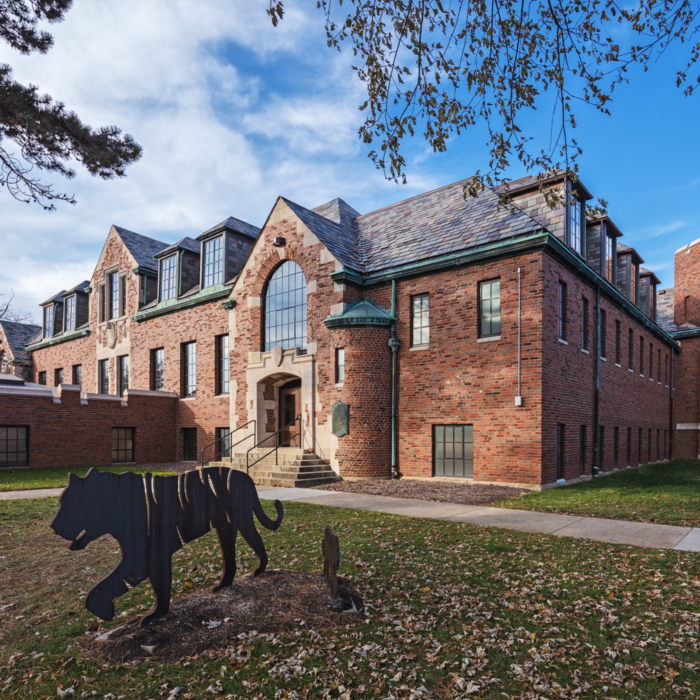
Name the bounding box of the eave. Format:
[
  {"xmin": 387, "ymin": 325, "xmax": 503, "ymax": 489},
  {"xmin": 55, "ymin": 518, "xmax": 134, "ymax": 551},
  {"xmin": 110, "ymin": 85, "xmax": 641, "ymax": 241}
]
[
  {"xmin": 132, "ymin": 285, "xmax": 230, "ymax": 322},
  {"xmin": 26, "ymin": 327, "xmax": 91, "ymax": 351}
]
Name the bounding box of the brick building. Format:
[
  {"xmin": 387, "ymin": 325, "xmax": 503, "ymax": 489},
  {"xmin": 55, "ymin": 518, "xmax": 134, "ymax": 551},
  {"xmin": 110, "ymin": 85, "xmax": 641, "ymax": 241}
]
[{"xmin": 1, "ymin": 171, "xmax": 699, "ymax": 486}]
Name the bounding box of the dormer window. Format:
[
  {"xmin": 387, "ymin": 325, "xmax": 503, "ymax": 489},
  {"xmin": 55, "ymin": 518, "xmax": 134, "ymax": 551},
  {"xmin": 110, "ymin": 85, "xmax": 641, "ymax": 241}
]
[
  {"xmin": 568, "ymin": 193, "xmax": 582, "ymax": 254},
  {"xmin": 64, "ymin": 296, "xmax": 76, "ymax": 332},
  {"xmin": 160, "ymin": 255, "xmax": 178, "ymax": 301},
  {"xmin": 203, "ymin": 236, "xmax": 223, "ymax": 288},
  {"xmin": 43, "ymin": 305, "xmax": 54, "ymax": 339},
  {"xmin": 604, "ymin": 233, "xmax": 615, "ymax": 283}
]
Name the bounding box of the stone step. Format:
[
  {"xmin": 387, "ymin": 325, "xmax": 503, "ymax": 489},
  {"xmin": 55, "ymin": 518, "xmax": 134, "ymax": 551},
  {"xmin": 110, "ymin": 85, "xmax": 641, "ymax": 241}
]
[
  {"xmin": 253, "ymin": 473, "xmax": 341, "ymax": 488},
  {"xmin": 217, "ymin": 457, "xmax": 328, "ymax": 468},
  {"xmin": 252, "ymin": 467, "xmax": 339, "ymax": 480}
]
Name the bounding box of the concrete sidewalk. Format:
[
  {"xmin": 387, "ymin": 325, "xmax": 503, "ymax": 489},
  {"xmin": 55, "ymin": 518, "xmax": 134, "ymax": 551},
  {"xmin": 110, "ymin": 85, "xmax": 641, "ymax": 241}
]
[{"xmin": 2, "ymin": 485, "xmax": 699, "ymax": 552}]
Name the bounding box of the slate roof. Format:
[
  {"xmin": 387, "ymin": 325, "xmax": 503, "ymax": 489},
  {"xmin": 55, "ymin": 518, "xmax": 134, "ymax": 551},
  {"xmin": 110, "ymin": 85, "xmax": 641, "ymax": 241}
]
[
  {"xmin": 640, "ymin": 266, "xmax": 661, "ymax": 285},
  {"xmin": 155, "ymin": 237, "xmax": 201, "ymax": 258},
  {"xmin": 617, "ymin": 241, "xmax": 644, "ymax": 263},
  {"xmin": 66, "ymin": 281, "xmax": 90, "ymax": 294},
  {"xmin": 199, "ymin": 216, "xmax": 261, "ymax": 241},
  {"xmin": 114, "ymin": 226, "xmax": 170, "ymax": 272},
  {"xmin": 0, "ymin": 320, "xmax": 41, "ymax": 363}
]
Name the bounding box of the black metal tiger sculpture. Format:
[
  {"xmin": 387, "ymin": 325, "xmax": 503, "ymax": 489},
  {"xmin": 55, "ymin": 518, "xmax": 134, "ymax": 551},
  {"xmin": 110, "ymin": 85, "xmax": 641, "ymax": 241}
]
[{"xmin": 50, "ymin": 467, "xmax": 283, "ymax": 626}]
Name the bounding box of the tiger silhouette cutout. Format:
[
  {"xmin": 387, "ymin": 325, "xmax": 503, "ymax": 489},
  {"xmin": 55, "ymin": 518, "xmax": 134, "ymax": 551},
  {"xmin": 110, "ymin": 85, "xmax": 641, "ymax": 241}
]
[{"xmin": 51, "ymin": 467, "xmax": 283, "ymax": 627}]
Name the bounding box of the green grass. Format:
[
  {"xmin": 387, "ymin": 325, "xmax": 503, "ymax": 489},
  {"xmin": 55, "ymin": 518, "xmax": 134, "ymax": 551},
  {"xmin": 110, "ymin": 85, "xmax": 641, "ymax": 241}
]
[
  {"xmin": 1, "ymin": 497, "xmax": 699, "ymax": 699},
  {"xmin": 0, "ymin": 466, "xmax": 177, "ymax": 492},
  {"xmin": 499, "ymin": 459, "xmax": 700, "ymax": 527}
]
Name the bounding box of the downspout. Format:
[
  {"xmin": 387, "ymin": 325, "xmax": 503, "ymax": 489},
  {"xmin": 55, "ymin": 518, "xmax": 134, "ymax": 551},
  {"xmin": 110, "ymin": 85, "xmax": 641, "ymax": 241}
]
[
  {"xmin": 669, "ymin": 350, "xmax": 675, "ymax": 459},
  {"xmin": 592, "ymin": 284, "xmax": 601, "ymax": 476},
  {"xmin": 516, "ymin": 268, "xmax": 522, "ymax": 405},
  {"xmin": 389, "ymin": 279, "xmax": 400, "ymax": 479}
]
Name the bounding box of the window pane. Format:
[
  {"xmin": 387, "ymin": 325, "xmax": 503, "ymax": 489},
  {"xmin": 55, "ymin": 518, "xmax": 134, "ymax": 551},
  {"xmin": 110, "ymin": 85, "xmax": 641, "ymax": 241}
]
[
  {"xmin": 264, "ymin": 261, "xmax": 308, "ymax": 353},
  {"xmin": 411, "ymin": 294, "xmax": 429, "ymax": 346}
]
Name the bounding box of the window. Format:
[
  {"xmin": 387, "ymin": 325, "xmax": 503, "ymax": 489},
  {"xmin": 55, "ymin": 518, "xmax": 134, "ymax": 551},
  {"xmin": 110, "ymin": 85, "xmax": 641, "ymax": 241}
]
[
  {"xmin": 599, "ymin": 426, "xmax": 605, "ymax": 471},
  {"xmin": 640, "ymin": 337, "xmax": 644, "ymax": 374},
  {"xmin": 203, "ymin": 236, "xmax": 224, "ymax": 288},
  {"xmin": 665, "ymin": 353, "xmax": 668, "ymax": 384},
  {"xmin": 183, "ymin": 342, "xmax": 196, "ymax": 397},
  {"xmin": 182, "ymin": 428, "xmax": 197, "ymax": 461},
  {"xmin": 582, "ymin": 298, "xmax": 589, "ymax": 349},
  {"xmin": 264, "ymin": 261, "xmax": 308, "ymax": 353},
  {"xmin": 569, "ymin": 193, "xmax": 582, "ymax": 253},
  {"xmin": 0, "ymin": 351, "xmax": 7, "ymax": 374},
  {"xmin": 615, "ymin": 321, "xmax": 620, "ymax": 364},
  {"xmin": 111, "ymin": 428, "xmax": 134, "ymax": 463},
  {"xmin": 479, "ymin": 279, "xmax": 501, "ymax": 338},
  {"xmin": 109, "ymin": 272, "xmax": 119, "ymax": 319},
  {"xmin": 98, "ymin": 284, "xmax": 105, "ymax": 323},
  {"xmin": 638, "ymin": 428, "xmax": 643, "ymax": 465},
  {"xmin": 648, "ymin": 428, "xmax": 652, "ymax": 463},
  {"xmin": 664, "ymin": 430, "xmax": 667, "ymax": 459},
  {"xmin": 38, "ymin": 371, "xmax": 46, "ymax": 385},
  {"xmin": 160, "ymin": 255, "xmax": 178, "ymax": 301},
  {"xmin": 72, "ymin": 364, "xmax": 82, "ymax": 387},
  {"xmin": 657, "ymin": 349, "xmax": 661, "ymax": 382},
  {"xmin": 556, "ymin": 424, "xmax": 565, "ymax": 479},
  {"xmin": 216, "ymin": 427, "xmax": 231, "ymax": 459},
  {"xmin": 151, "ymin": 348, "xmax": 165, "ymax": 391},
  {"xmin": 411, "ymin": 294, "xmax": 430, "ymax": 346},
  {"xmin": 614, "ymin": 427, "xmax": 619, "ymax": 469},
  {"xmin": 656, "ymin": 429, "xmax": 660, "ymax": 461},
  {"xmin": 55, "ymin": 368, "xmax": 63, "ymax": 386},
  {"xmin": 558, "ymin": 282, "xmax": 567, "ymax": 340},
  {"xmin": 217, "ymin": 334, "xmax": 230, "ymax": 395},
  {"xmin": 98, "ymin": 359, "xmax": 109, "ymax": 395},
  {"xmin": 120, "ymin": 276, "xmax": 127, "ymax": 316},
  {"xmin": 627, "ymin": 427, "xmax": 632, "ymax": 466},
  {"xmin": 628, "ymin": 329, "xmax": 634, "ymax": 369},
  {"xmin": 118, "ymin": 355, "xmax": 129, "ymax": 397},
  {"xmin": 64, "ymin": 296, "xmax": 76, "ymax": 332},
  {"xmin": 43, "ymin": 305, "xmax": 54, "ymax": 338},
  {"xmin": 649, "ymin": 342, "xmax": 653, "ymax": 379},
  {"xmin": 604, "ymin": 233, "xmax": 614, "ymax": 282},
  {"xmin": 599, "ymin": 310, "xmax": 607, "ymax": 358},
  {"xmin": 0, "ymin": 426, "xmax": 28, "ymax": 467},
  {"xmin": 433, "ymin": 425, "xmax": 473, "ymax": 478},
  {"xmin": 336, "ymin": 348, "xmax": 345, "ymax": 384},
  {"xmin": 579, "ymin": 425, "xmax": 586, "ymax": 475}
]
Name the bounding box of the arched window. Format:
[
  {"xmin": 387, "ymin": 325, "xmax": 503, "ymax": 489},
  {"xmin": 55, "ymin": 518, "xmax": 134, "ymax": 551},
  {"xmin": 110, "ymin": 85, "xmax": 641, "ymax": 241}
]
[{"xmin": 264, "ymin": 261, "xmax": 307, "ymax": 353}]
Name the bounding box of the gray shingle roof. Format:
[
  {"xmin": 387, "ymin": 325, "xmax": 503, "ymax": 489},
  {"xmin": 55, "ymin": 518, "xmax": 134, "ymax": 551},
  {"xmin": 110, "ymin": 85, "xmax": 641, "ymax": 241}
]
[
  {"xmin": 0, "ymin": 320, "xmax": 41, "ymax": 364},
  {"xmin": 155, "ymin": 237, "xmax": 201, "ymax": 258},
  {"xmin": 114, "ymin": 226, "xmax": 170, "ymax": 271},
  {"xmin": 199, "ymin": 216, "xmax": 261, "ymax": 241}
]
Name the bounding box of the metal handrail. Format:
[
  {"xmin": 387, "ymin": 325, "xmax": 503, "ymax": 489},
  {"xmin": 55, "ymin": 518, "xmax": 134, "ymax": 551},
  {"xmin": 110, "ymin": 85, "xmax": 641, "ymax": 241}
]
[
  {"xmin": 246, "ymin": 415, "xmax": 302, "ymax": 473},
  {"xmin": 200, "ymin": 420, "xmax": 256, "ymax": 468}
]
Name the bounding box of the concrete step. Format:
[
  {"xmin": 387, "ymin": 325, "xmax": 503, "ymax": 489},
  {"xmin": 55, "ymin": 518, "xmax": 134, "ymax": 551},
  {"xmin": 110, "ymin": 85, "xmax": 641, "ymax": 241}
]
[{"xmin": 253, "ymin": 473, "xmax": 341, "ymax": 488}]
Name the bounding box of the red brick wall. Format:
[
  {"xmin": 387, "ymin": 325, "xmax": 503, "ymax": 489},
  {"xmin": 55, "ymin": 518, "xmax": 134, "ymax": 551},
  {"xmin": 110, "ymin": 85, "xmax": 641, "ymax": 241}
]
[
  {"xmin": 542, "ymin": 254, "xmax": 674, "ymax": 482},
  {"xmin": 0, "ymin": 386, "xmax": 176, "ymax": 467},
  {"xmin": 674, "ymin": 335, "xmax": 700, "ymax": 459},
  {"xmin": 30, "ymin": 334, "xmax": 94, "ymax": 389},
  {"xmin": 674, "ymin": 239, "xmax": 700, "ymax": 327}
]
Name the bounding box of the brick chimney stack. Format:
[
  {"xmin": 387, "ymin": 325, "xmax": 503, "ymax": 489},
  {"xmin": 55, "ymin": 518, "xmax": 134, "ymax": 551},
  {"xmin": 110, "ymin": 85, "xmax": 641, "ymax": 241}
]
[{"xmin": 674, "ymin": 238, "xmax": 700, "ymax": 327}]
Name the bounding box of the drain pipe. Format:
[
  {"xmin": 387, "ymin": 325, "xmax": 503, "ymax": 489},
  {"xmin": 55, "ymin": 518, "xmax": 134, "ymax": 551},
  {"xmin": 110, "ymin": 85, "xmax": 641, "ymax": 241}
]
[
  {"xmin": 389, "ymin": 279, "xmax": 400, "ymax": 479},
  {"xmin": 592, "ymin": 284, "xmax": 601, "ymax": 476},
  {"xmin": 669, "ymin": 350, "xmax": 674, "ymax": 459},
  {"xmin": 515, "ymin": 268, "xmax": 522, "ymax": 406}
]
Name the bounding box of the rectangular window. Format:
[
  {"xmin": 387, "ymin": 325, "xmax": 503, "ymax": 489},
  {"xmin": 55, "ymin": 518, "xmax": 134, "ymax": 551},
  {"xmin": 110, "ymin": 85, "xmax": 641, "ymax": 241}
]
[
  {"xmin": 664, "ymin": 430, "xmax": 667, "ymax": 459},
  {"xmin": 160, "ymin": 255, "xmax": 178, "ymax": 301},
  {"xmin": 582, "ymin": 298, "xmax": 589, "ymax": 349},
  {"xmin": 605, "ymin": 233, "xmax": 614, "ymax": 282},
  {"xmin": 433, "ymin": 425, "xmax": 473, "ymax": 478},
  {"xmin": 109, "ymin": 271, "xmax": 119, "ymax": 319},
  {"xmin": 628, "ymin": 329, "xmax": 634, "ymax": 369},
  {"xmin": 43, "ymin": 305, "xmax": 54, "ymax": 338},
  {"xmin": 111, "ymin": 428, "xmax": 134, "ymax": 463},
  {"xmin": 151, "ymin": 348, "xmax": 165, "ymax": 391},
  {"xmin": 569, "ymin": 193, "xmax": 581, "ymax": 254},
  {"xmin": 64, "ymin": 296, "xmax": 76, "ymax": 332},
  {"xmin": 638, "ymin": 427, "xmax": 643, "ymax": 465},
  {"xmin": 38, "ymin": 371, "xmax": 46, "ymax": 385},
  {"xmin": 203, "ymin": 236, "xmax": 224, "ymax": 288},
  {"xmin": 216, "ymin": 427, "xmax": 231, "ymax": 459},
  {"xmin": 182, "ymin": 427, "xmax": 197, "ymax": 461},
  {"xmin": 336, "ymin": 347, "xmax": 345, "ymax": 384},
  {"xmin": 649, "ymin": 342, "xmax": 653, "ymax": 379},
  {"xmin": 98, "ymin": 284, "xmax": 105, "ymax": 323},
  {"xmin": 0, "ymin": 426, "xmax": 28, "ymax": 467},
  {"xmin": 627, "ymin": 427, "xmax": 632, "ymax": 466},
  {"xmin": 120, "ymin": 275, "xmax": 127, "ymax": 317},
  {"xmin": 411, "ymin": 294, "xmax": 429, "ymax": 347},
  {"xmin": 55, "ymin": 368, "xmax": 63, "ymax": 386},
  {"xmin": 217, "ymin": 334, "xmax": 230, "ymax": 395},
  {"xmin": 600, "ymin": 310, "xmax": 607, "ymax": 358},
  {"xmin": 648, "ymin": 428, "xmax": 652, "ymax": 463},
  {"xmin": 558, "ymin": 282, "xmax": 567, "ymax": 340},
  {"xmin": 614, "ymin": 427, "xmax": 619, "ymax": 469},
  {"xmin": 665, "ymin": 353, "xmax": 669, "ymax": 385},
  {"xmin": 479, "ymin": 279, "xmax": 501, "ymax": 338},
  {"xmin": 640, "ymin": 337, "xmax": 644, "ymax": 374},
  {"xmin": 72, "ymin": 364, "xmax": 82, "ymax": 387},
  {"xmin": 98, "ymin": 359, "xmax": 109, "ymax": 395},
  {"xmin": 556, "ymin": 424, "xmax": 565, "ymax": 479},
  {"xmin": 615, "ymin": 321, "xmax": 620, "ymax": 364},
  {"xmin": 579, "ymin": 425, "xmax": 586, "ymax": 475},
  {"xmin": 657, "ymin": 349, "xmax": 661, "ymax": 382},
  {"xmin": 599, "ymin": 425, "xmax": 605, "ymax": 471},
  {"xmin": 183, "ymin": 342, "xmax": 196, "ymax": 397},
  {"xmin": 118, "ymin": 355, "xmax": 129, "ymax": 397}
]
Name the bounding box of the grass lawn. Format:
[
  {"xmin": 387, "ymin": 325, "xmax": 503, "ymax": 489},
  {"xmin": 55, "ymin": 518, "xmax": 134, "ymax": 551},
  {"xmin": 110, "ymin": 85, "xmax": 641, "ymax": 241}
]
[
  {"xmin": 0, "ymin": 466, "xmax": 177, "ymax": 492},
  {"xmin": 1, "ymin": 497, "xmax": 699, "ymax": 699},
  {"xmin": 498, "ymin": 459, "xmax": 700, "ymax": 528}
]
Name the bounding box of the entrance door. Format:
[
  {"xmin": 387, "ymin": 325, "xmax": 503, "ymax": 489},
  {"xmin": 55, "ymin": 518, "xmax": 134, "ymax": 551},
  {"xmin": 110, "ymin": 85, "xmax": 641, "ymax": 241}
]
[
  {"xmin": 182, "ymin": 428, "xmax": 197, "ymax": 461},
  {"xmin": 279, "ymin": 379, "xmax": 301, "ymax": 447}
]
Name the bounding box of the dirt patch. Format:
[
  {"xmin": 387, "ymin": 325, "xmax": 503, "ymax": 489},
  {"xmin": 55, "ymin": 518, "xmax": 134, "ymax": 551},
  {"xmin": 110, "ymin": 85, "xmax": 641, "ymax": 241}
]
[
  {"xmin": 317, "ymin": 478, "xmax": 529, "ymax": 505},
  {"xmin": 79, "ymin": 571, "xmax": 364, "ymax": 664}
]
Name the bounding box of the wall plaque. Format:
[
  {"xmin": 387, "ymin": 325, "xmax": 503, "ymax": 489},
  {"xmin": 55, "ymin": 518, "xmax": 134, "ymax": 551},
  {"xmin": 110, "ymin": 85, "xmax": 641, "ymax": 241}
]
[{"xmin": 332, "ymin": 401, "xmax": 349, "ymax": 438}]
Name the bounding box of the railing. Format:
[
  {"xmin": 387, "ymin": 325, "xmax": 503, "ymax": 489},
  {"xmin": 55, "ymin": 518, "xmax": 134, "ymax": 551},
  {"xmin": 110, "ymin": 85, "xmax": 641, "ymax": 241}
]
[
  {"xmin": 200, "ymin": 420, "xmax": 256, "ymax": 468},
  {"xmin": 246, "ymin": 415, "xmax": 302, "ymax": 473}
]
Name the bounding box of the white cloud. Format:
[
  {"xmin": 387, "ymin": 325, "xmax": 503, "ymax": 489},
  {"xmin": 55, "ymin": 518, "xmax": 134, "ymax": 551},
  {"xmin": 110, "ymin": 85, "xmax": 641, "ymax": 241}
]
[{"xmin": 642, "ymin": 220, "xmax": 688, "ymax": 239}]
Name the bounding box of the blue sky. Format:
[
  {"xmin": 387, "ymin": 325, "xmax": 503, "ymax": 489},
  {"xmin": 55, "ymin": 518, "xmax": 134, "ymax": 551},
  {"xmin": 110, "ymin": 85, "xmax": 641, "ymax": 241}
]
[{"xmin": 1, "ymin": 1, "xmax": 698, "ymax": 321}]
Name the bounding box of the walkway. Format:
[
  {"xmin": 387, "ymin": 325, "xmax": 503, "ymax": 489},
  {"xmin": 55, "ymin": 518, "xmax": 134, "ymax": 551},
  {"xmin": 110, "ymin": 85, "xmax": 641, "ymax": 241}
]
[{"xmin": 3, "ymin": 485, "xmax": 699, "ymax": 552}]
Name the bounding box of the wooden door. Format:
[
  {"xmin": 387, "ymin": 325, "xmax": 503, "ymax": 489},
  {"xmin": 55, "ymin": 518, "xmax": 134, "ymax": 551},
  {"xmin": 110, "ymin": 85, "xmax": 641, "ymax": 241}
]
[{"xmin": 279, "ymin": 380, "xmax": 301, "ymax": 447}]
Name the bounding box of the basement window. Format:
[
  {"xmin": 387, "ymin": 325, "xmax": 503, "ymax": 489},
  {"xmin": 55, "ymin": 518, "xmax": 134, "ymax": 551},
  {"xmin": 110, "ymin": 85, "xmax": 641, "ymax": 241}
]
[
  {"xmin": 112, "ymin": 428, "xmax": 134, "ymax": 463},
  {"xmin": 0, "ymin": 426, "xmax": 28, "ymax": 467},
  {"xmin": 433, "ymin": 425, "xmax": 473, "ymax": 478}
]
